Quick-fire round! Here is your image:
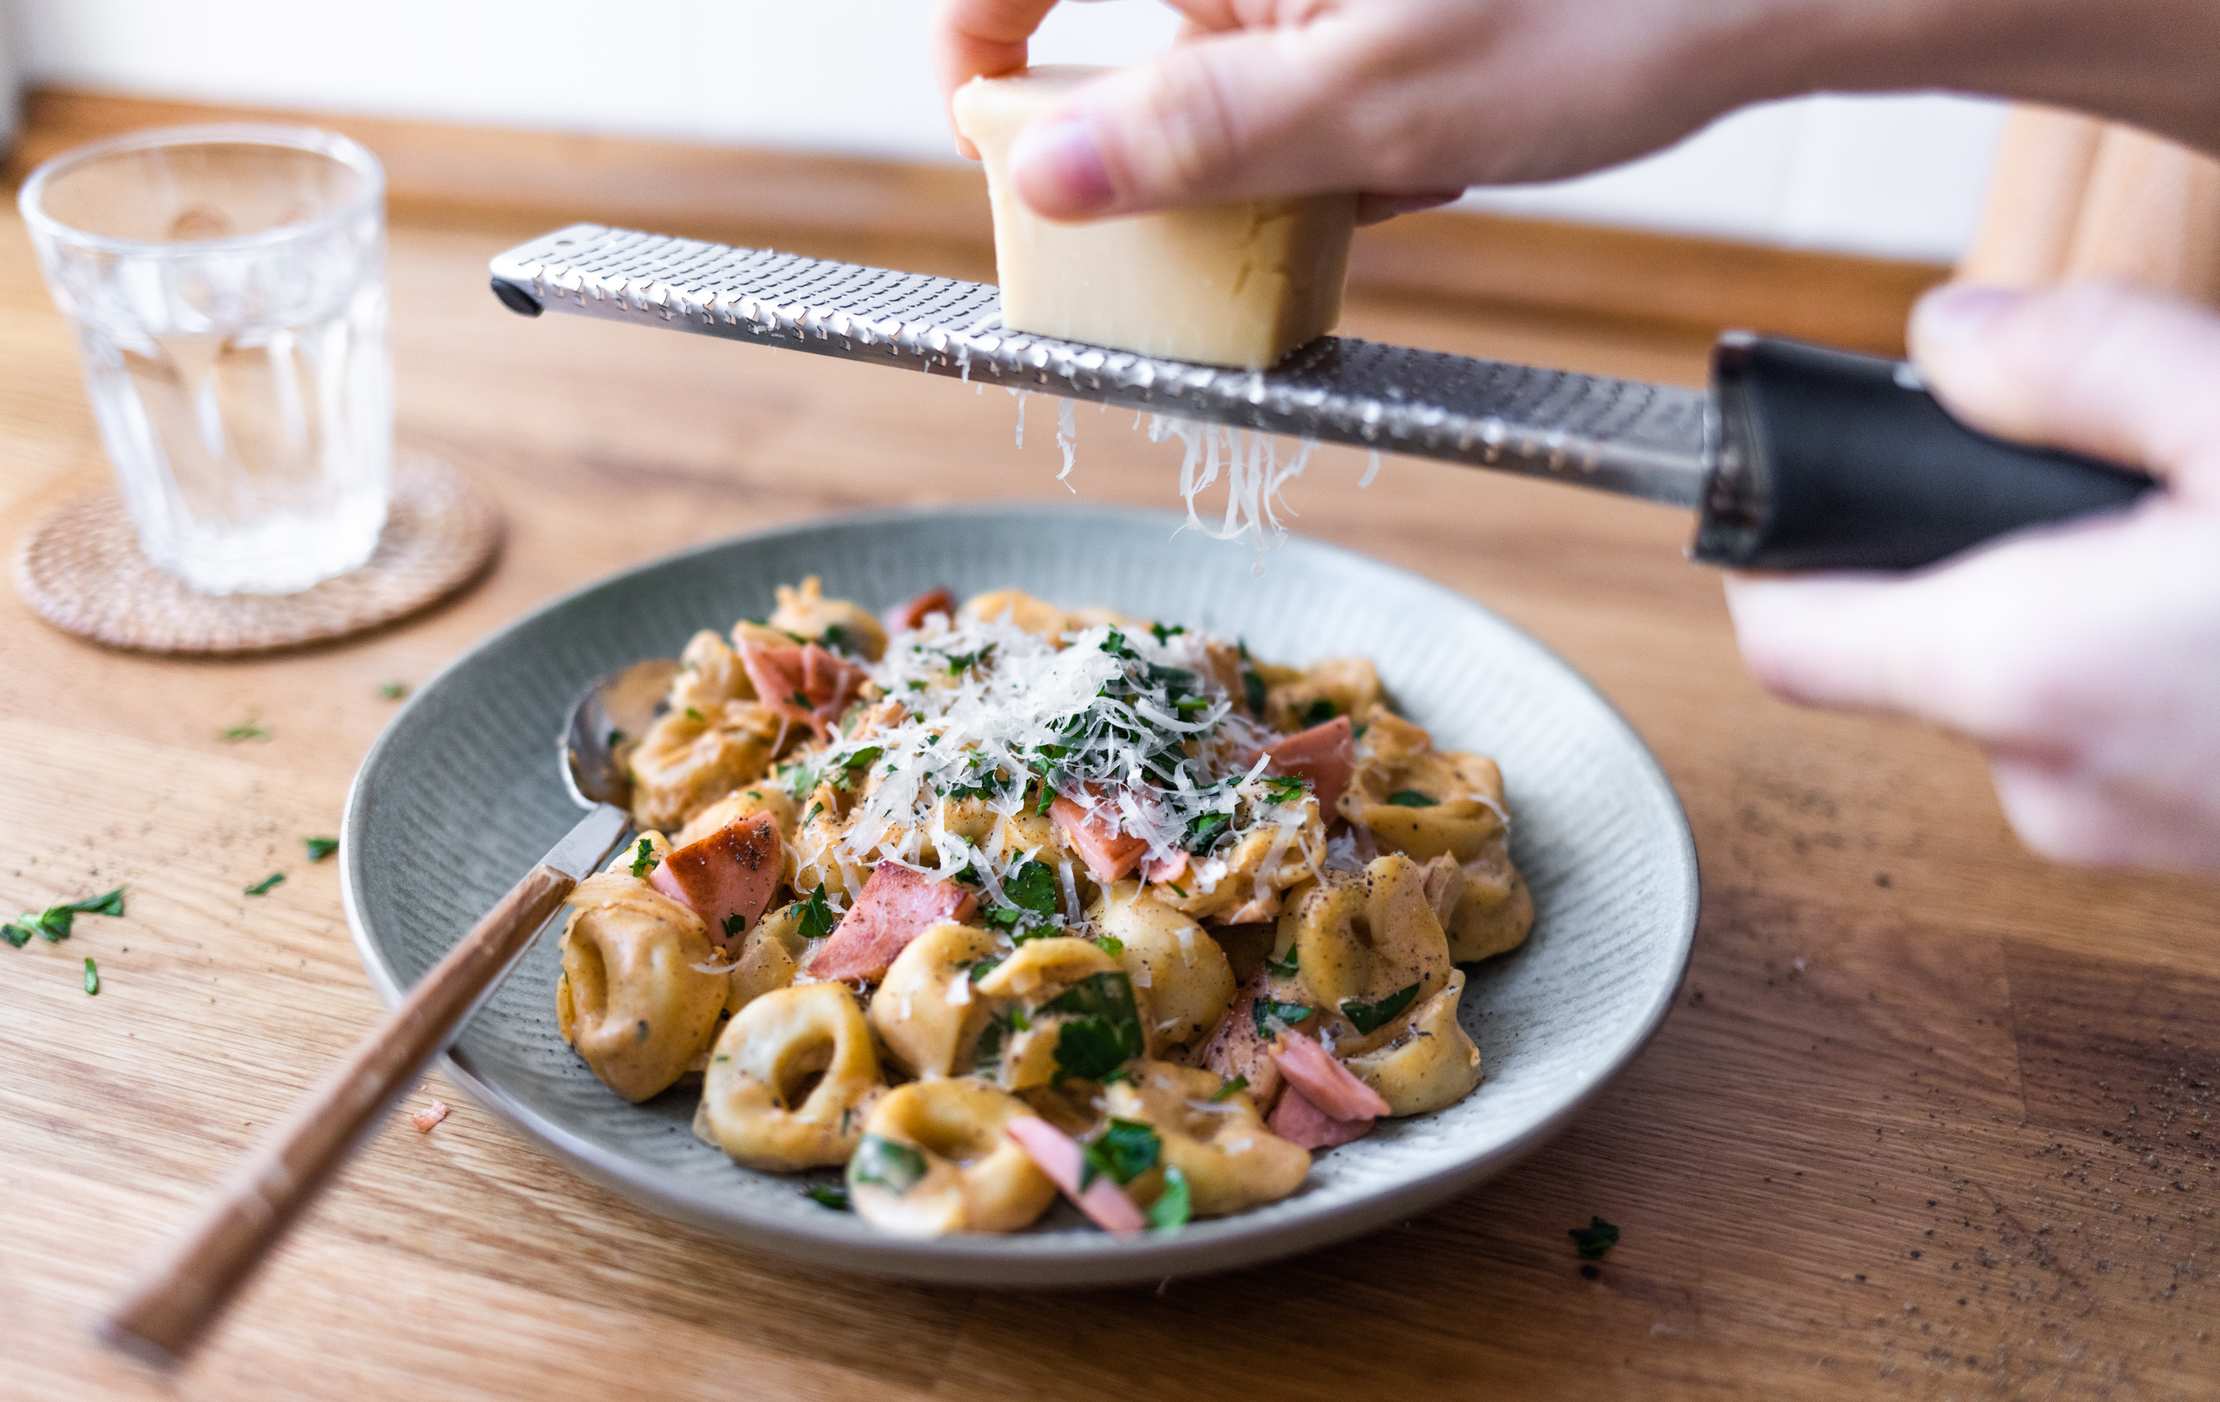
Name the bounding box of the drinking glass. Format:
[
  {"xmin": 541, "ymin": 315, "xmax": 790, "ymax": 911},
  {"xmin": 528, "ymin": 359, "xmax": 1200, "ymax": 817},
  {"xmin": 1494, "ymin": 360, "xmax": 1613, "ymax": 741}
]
[{"xmin": 20, "ymin": 126, "xmax": 392, "ymax": 595}]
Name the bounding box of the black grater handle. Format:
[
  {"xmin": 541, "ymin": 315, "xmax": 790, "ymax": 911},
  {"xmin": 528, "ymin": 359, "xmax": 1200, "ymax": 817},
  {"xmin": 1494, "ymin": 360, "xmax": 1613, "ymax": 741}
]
[{"xmin": 1692, "ymin": 335, "xmax": 2157, "ymax": 571}]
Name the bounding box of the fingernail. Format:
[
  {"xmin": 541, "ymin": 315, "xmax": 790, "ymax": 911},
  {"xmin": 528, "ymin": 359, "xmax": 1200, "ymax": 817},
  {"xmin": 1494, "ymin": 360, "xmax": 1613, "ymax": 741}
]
[
  {"xmin": 1011, "ymin": 117, "xmax": 1115, "ymax": 216},
  {"xmin": 1914, "ymin": 283, "xmax": 2021, "ymax": 345}
]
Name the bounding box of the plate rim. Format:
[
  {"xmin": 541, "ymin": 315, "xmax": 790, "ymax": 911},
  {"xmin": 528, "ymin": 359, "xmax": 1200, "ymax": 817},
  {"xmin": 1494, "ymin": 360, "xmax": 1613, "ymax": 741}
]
[{"xmin": 340, "ymin": 502, "xmax": 1701, "ymax": 1284}]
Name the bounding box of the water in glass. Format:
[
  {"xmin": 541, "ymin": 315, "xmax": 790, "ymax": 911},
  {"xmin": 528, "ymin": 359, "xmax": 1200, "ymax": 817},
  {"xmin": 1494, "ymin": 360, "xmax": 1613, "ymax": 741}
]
[{"xmin": 23, "ymin": 127, "xmax": 392, "ymax": 595}]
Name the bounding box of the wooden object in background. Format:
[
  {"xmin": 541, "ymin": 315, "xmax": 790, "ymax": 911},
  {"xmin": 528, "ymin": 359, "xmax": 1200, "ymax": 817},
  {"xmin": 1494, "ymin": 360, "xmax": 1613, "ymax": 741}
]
[
  {"xmin": 1958, "ymin": 107, "xmax": 2106, "ymax": 287},
  {"xmin": 2, "ymin": 95, "xmax": 2217, "ymax": 1402},
  {"xmin": 2069, "ymin": 125, "xmax": 2220, "ymax": 299},
  {"xmin": 1962, "ymin": 105, "xmax": 2220, "ymax": 303}
]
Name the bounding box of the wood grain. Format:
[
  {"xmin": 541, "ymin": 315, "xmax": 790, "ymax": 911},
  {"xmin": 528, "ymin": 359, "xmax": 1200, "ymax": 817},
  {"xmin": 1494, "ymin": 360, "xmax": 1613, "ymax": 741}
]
[
  {"xmin": 100, "ymin": 863, "xmax": 580, "ymax": 1365},
  {"xmin": 3, "ymin": 105, "xmax": 2218, "ymax": 1402}
]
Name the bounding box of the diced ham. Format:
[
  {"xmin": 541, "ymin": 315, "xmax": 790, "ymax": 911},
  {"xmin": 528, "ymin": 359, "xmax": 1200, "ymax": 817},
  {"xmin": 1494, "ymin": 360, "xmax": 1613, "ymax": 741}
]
[
  {"xmin": 1142, "ymin": 850, "xmax": 1189, "ymax": 886},
  {"xmin": 805, "ymin": 863, "xmax": 978, "ymax": 982},
  {"xmin": 739, "ymin": 641, "xmax": 868, "ymax": 734},
  {"xmin": 1270, "ymin": 1029, "xmax": 1391, "ymax": 1121},
  {"xmin": 1005, "ymin": 1116, "xmax": 1146, "ymax": 1234},
  {"xmin": 1050, "ymin": 794, "xmax": 1149, "ymax": 885},
  {"xmin": 411, "ymin": 1099, "xmax": 451, "ymax": 1134},
  {"xmin": 1199, "ymin": 976, "xmax": 1284, "ymax": 1111},
  {"xmin": 886, "ymin": 586, "xmax": 955, "ymax": 633},
  {"xmin": 1268, "ymin": 1084, "xmax": 1374, "ymax": 1149},
  {"xmin": 1262, "ymin": 715, "xmax": 1356, "ymax": 814},
  {"xmin": 648, "ymin": 812, "xmax": 783, "ymax": 953}
]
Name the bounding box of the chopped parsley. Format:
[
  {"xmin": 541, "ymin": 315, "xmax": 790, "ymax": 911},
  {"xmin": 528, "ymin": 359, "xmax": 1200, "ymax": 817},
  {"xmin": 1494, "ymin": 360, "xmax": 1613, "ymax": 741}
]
[
  {"xmin": 777, "ymin": 760, "xmax": 816, "ymax": 800},
  {"xmin": 789, "ymin": 689, "xmax": 812, "ymax": 709},
  {"xmin": 1341, "ymin": 981, "xmax": 1423, "ymax": 1034},
  {"xmin": 722, "ymin": 913, "xmax": 747, "ymax": 938},
  {"xmin": 377, "ymin": 680, "xmax": 409, "ymax": 701},
  {"xmin": 985, "ymin": 858, "xmax": 1059, "ymax": 931},
  {"xmin": 848, "ymin": 1135, "xmax": 927, "ymax": 1195},
  {"xmin": 1264, "ymin": 945, "xmax": 1300, "ymax": 979},
  {"xmin": 795, "ymin": 883, "xmax": 837, "ymax": 940},
  {"xmin": 1099, "ymin": 628, "xmax": 1139, "ymax": 660},
  {"xmin": 820, "ymin": 624, "xmax": 852, "ymax": 654},
  {"xmin": 1386, "ymin": 789, "xmax": 1439, "ymax": 808},
  {"xmin": 4, "ymin": 887, "xmax": 126, "ymax": 948},
  {"xmin": 803, "ymin": 1184, "xmax": 851, "ymax": 1211},
  {"xmin": 969, "ymin": 955, "xmax": 1005, "ymax": 982},
  {"xmin": 1080, "ymin": 1118, "xmax": 1160, "ymax": 1188},
  {"xmin": 304, "ymin": 836, "xmax": 339, "ymax": 863},
  {"xmin": 628, "ymin": 838, "xmax": 657, "ymax": 878},
  {"xmin": 1043, "ymin": 971, "xmax": 1146, "ymax": 1081},
  {"xmin": 1147, "ymin": 1165, "xmax": 1192, "ymax": 1231},
  {"xmin": 219, "ymin": 720, "xmax": 270, "ymax": 742},
  {"xmin": 684, "ymin": 706, "xmax": 705, "ymax": 723},
  {"xmin": 1252, "ymin": 997, "xmax": 1312, "ymax": 1038},
  {"xmin": 1299, "ymin": 698, "xmax": 1339, "ymax": 726},
  {"xmin": 1149, "ymin": 622, "xmax": 1186, "ymax": 645},
  {"xmin": 1092, "ymin": 934, "xmax": 1125, "ymax": 958},
  {"xmin": 1263, "ymin": 774, "xmax": 1309, "ymax": 805},
  {"xmin": 1569, "ymin": 1216, "xmax": 1621, "ymax": 1260},
  {"xmin": 83, "ymin": 957, "xmax": 99, "ymax": 996},
  {"xmin": 833, "ymin": 745, "xmax": 884, "ymax": 790},
  {"xmin": 1183, "ymin": 811, "xmax": 1232, "ymax": 851},
  {"xmin": 946, "ymin": 645, "xmax": 993, "ymax": 676},
  {"xmin": 606, "ymin": 727, "xmax": 627, "ymax": 750},
  {"xmin": 1208, "ymin": 1075, "xmax": 1250, "ymax": 1103},
  {"xmin": 243, "ymin": 872, "xmax": 285, "ymax": 896}
]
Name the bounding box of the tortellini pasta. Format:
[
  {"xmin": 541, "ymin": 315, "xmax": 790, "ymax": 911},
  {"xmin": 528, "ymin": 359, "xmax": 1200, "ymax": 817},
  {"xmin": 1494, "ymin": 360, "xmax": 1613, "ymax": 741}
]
[
  {"xmin": 869, "ymin": 921, "xmax": 1000, "ymax": 1077},
  {"xmin": 847, "ymin": 1081, "xmax": 1054, "ymax": 1235},
  {"xmin": 1274, "ymin": 853, "xmax": 1453, "ymax": 1051},
  {"xmin": 1344, "ymin": 970, "xmax": 1483, "ymax": 1115},
  {"xmin": 700, "ymin": 982, "xmax": 882, "ymax": 1171},
  {"xmin": 771, "ymin": 575, "xmax": 889, "ymax": 662},
  {"xmin": 555, "ymin": 580, "xmax": 1541, "ymax": 1238},
  {"xmin": 629, "ymin": 700, "xmax": 790, "ymax": 832},
  {"xmin": 1090, "ymin": 882, "xmax": 1234, "ymax": 1049},
  {"xmin": 1262, "ymin": 657, "xmax": 1383, "ymax": 733},
  {"xmin": 1104, "ymin": 1062, "xmax": 1309, "ymax": 1216},
  {"xmin": 555, "ymin": 841, "xmax": 728, "ymax": 1102}
]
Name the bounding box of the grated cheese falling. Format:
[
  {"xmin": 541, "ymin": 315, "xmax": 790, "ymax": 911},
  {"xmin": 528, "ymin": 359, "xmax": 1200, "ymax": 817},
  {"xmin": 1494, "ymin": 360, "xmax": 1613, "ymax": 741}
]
[{"xmin": 1054, "ymin": 398, "xmax": 1078, "ymax": 490}]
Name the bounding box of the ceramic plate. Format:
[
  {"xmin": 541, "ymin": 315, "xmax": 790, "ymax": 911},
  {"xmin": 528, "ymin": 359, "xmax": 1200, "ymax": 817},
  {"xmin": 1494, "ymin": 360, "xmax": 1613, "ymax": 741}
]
[{"xmin": 342, "ymin": 506, "xmax": 1699, "ymax": 1285}]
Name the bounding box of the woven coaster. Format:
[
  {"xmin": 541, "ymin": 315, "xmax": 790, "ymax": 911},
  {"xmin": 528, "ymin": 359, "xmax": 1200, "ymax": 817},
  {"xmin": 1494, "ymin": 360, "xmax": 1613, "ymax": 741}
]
[{"xmin": 13, "ymin": 456, "xmax": 503, "ymax": 656}]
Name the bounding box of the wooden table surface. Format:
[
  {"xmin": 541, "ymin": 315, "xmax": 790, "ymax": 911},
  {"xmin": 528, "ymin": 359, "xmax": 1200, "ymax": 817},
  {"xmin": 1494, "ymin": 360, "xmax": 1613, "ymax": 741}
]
[{"xmin": 4, "ymin": 184, "xmax": 2218, "ymax": 1402}]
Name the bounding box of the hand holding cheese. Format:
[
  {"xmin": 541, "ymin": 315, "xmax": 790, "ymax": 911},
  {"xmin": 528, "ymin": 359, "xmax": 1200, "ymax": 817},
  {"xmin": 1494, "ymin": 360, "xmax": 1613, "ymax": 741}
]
[{"xmin": 953, "ymin": 66, "xmax": 1355, "ymax": 368}]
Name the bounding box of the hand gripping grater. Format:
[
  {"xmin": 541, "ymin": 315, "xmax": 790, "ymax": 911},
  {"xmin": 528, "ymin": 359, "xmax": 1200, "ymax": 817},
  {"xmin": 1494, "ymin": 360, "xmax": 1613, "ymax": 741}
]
[{"xmin": 490, "ymin": 223, "xmax": 2152, "ymax": 571}]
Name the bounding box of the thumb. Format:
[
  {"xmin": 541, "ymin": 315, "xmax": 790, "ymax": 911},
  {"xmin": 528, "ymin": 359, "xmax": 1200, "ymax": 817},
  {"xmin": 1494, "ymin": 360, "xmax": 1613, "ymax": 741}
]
[
  {"xmin": 1910, "ymin": 281, "xmax": 2220, "ymax": 498},
  {"xmin": 1007, "ymin": 26, "xmax": 1370, "ymax": 218}
]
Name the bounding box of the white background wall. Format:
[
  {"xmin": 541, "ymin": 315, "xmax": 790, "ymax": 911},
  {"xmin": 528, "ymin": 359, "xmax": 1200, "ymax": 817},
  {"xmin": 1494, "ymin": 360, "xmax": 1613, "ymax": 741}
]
[{"xmin": 10, "ymin": 0, "xmax": 2005, "ymax": 262}]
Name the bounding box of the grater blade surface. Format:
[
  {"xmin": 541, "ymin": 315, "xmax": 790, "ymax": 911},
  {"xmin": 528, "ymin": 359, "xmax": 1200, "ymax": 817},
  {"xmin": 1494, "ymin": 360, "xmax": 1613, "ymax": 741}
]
[{"xmin": 491, "ymin": 223, "xmax": 1714, "ymax": 508}]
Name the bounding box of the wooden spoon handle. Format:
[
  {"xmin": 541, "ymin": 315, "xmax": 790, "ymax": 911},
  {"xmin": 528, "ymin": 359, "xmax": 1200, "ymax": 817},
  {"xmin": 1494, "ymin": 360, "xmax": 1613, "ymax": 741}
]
[{"xmin": 100, "ymin": 863, "xmax": 578, "ymax": 1365}]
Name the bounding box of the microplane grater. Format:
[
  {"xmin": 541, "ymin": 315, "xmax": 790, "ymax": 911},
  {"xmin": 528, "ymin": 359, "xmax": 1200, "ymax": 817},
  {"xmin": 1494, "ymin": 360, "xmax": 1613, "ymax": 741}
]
[{"xmin": 490, "ymin": 223, "xmax": 2152, "ymax": 572}]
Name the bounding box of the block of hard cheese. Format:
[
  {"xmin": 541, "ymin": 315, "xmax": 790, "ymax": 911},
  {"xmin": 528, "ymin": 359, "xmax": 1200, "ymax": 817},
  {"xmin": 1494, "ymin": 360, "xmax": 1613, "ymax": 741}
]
[{"xmin": 953, "ymin": 65, "xmax": 1356, "ymax": 370}]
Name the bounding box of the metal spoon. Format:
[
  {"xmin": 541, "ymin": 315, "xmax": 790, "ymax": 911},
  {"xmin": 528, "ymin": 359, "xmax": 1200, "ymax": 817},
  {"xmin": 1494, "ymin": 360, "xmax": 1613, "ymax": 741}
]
[{"xmin": 102, "ymin": 658, "xmax": 678, "ymax": 1366}]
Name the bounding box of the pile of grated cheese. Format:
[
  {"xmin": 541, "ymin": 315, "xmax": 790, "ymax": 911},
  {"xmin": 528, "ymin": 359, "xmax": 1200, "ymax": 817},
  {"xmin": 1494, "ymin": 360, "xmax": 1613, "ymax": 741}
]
[{"xmin": 783, "ymin": 609, "xmax": 1317, "ymax": 924}]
